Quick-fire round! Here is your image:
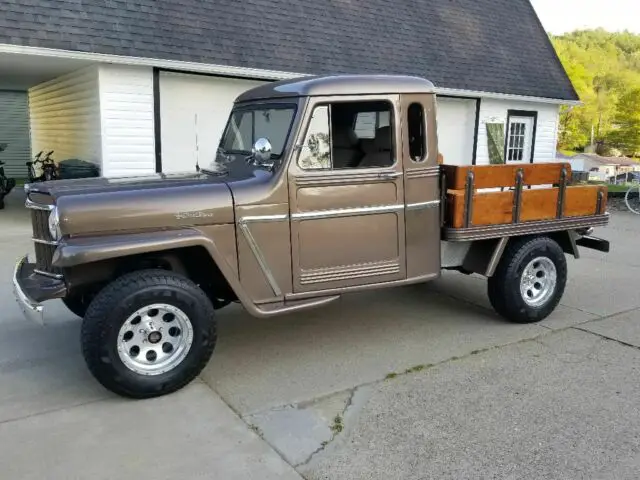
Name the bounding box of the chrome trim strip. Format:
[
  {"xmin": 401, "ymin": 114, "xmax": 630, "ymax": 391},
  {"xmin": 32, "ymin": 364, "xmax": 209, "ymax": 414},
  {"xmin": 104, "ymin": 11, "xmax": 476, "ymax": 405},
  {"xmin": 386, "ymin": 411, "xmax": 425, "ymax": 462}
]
[
  {"xmin": 406, "ymin": 166, "xmax": 440, "ymax": 179},
  {"xmin": 237, "ymin": 215, "xmax": 285, "ymax": 297},
  {"xmin": 295, "ymin": 172, "xmax": 396, "ymax": 186},
  {"xmin": 34, "ymin": 269, "xmax": 64, "ymax": 279},
  {"xmin": 292, "ymin": 204, "xmax": 404, "ymax": 220},
  {"xmin": 443, "ymin": 214, "xmax": 610, "ymax": 242},
  {"xmin": 406, "ymin": 200, "xmax": 440, "ymax": 211},
  {"xmin": 241, "ymin": 214, "xmax": 289, "ymax": 223},
  {"xmin": 25, "ymin": 198, "xmax": 54, "ymax": 211},
  {"xmin": 300, "ymin": 260, "xmax": 400, "ymax": 285},
  {"xmin": 32, "ymin": 237, "xmax": 59, "ymax": 246}
]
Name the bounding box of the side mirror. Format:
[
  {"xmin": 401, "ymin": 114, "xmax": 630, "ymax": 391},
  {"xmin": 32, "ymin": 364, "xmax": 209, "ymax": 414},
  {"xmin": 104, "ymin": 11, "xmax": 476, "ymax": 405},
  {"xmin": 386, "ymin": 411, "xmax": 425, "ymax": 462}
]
[{"xmin": 252, "ymin": 138, "xmax": 272, "ymax": 164}]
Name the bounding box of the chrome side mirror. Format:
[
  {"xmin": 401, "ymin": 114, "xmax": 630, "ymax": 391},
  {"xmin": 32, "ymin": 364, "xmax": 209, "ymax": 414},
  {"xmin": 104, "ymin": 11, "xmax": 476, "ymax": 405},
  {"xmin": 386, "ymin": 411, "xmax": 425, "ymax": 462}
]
[{"xmin": 252, "ymin": 138, "xmax": 272, "ymax": 164}]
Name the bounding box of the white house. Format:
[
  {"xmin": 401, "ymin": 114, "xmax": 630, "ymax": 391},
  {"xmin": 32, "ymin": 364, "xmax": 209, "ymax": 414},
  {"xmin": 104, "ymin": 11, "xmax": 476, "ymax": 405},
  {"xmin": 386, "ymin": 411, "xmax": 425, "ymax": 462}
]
[{"xmin": 0, "ymin": 0, "xmax": 579, "ymax": 179}]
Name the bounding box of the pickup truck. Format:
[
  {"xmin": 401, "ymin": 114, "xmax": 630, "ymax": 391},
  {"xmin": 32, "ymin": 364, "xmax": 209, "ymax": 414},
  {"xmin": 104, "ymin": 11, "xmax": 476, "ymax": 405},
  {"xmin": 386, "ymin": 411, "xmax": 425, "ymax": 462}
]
[{"xmin": 13, "ymin": 74, "xmax": 610, "ymax": 399}]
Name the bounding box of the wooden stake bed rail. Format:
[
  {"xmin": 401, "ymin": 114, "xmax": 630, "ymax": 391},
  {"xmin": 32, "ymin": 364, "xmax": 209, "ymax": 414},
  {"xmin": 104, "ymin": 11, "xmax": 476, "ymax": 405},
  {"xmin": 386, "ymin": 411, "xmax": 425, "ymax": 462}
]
[{"xmin": 441, "ymin": 163, "xmax": 608, "ymax": 231}]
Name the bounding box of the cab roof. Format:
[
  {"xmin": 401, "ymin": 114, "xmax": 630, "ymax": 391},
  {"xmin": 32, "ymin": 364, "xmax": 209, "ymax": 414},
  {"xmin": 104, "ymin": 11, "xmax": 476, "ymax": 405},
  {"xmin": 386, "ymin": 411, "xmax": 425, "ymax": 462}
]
[{"xmin": 235, "ymin": 74, "xmax": 436, "ymax": 103}]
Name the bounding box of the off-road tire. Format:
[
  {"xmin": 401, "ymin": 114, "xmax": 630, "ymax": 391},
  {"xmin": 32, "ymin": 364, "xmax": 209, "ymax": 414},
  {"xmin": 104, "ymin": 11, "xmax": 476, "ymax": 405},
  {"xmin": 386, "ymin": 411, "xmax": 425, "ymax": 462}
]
[
  {"xmin": 487, "ymin": 236, "xmax": 567, "ymax": 324},
  {"xmin": 81, "ymin": 269, "xmax": 217, "ymax": 399}
]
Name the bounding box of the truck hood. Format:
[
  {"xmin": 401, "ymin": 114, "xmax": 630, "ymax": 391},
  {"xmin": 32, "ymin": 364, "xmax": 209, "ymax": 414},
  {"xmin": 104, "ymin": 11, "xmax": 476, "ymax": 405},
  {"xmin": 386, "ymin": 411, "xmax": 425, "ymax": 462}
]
[{"xmin": 28, "ymin": 171, "xmax": 235, "ymax": 236}]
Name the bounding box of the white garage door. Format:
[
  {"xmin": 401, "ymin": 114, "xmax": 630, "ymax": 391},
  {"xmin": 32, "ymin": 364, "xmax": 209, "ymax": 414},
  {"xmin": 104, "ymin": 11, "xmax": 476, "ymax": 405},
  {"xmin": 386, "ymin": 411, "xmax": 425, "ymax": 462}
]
[
  {"xmin": 435, "ymin": 97, "xmax": 477, "ymax": 166},
  {"xmin": 159, "ymin": 72, "xmax": 266, "ymax": 173}
]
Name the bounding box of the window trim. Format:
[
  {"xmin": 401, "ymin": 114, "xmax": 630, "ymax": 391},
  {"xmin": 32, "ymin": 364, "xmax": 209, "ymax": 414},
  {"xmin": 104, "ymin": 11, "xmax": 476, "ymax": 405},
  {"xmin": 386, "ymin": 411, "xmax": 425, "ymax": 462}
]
[
  {"xmin": 219, "ymin": 102, "xmax": 299, "ymax": 158},
  {"xmin": 503, "ymin": 109, "xmax": 538, "ymax": 163},
  {"xmin": 407, "ymin": 102, "xmax": 428, "ymax": 163},
  {"xmin": 296, "ymin": 102, "xmax": 333, "ymax": 171},
  {"xmin": 297, "ymin": 99, "xmax": 398, "ymax": 171}
]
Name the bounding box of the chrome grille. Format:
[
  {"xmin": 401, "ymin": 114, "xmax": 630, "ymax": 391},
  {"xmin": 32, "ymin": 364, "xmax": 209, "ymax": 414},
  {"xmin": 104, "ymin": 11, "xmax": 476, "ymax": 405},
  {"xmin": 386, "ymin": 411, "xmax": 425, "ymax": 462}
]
[{"xmin": 27, "ymin": 196, "xmax": 63, "ymax": 278}]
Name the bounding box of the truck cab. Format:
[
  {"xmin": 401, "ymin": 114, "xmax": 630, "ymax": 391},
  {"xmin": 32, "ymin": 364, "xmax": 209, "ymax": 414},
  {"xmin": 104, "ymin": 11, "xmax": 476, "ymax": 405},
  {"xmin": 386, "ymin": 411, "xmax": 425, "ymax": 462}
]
[
  {"xmin": 229, "ymin": 75, "xmax": 442, "ymax": 305},
  {"xmin": 13, "ymin": 74, "xmax": 609, "ymax": 399}
]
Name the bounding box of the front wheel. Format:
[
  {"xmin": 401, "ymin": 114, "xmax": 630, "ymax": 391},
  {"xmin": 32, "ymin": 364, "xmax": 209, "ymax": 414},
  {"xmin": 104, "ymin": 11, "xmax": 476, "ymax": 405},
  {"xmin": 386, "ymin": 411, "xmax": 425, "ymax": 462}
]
[
  {"xmin": 81, "ymin": 269, "xmax": 217, "ymax": 398},
  {"xmin": 487, "ymin": 236, "xmax": 567, "ymax": 324}
]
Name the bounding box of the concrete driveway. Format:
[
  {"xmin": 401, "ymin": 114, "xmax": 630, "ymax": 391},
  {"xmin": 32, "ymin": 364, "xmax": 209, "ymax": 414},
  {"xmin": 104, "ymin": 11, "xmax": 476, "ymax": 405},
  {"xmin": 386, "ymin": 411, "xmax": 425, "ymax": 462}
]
[{"xmin": 1, "ymin": 188, "xmax": 638, "ymax": 479}]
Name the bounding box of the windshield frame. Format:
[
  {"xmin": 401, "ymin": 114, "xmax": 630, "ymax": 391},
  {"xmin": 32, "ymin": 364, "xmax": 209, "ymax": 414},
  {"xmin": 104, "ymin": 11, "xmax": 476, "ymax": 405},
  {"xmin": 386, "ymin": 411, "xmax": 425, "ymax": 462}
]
[{"xmin": 219, "ymin": 101, "xmax": 299, "ymax": 160}]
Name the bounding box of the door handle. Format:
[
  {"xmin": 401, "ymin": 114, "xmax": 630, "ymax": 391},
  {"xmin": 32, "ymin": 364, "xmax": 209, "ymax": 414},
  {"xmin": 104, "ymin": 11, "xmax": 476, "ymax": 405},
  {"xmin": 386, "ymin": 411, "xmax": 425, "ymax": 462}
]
[{"xmin": 378, "ymin": 172, "xmax": 402, "ymax": 180}]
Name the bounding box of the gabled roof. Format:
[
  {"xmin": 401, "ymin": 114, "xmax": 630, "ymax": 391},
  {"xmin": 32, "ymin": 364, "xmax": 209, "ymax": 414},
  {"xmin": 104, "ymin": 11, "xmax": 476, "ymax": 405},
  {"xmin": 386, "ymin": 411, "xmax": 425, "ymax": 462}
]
[{"xmin": 0, "ymin": 0, "xmax": 579, "ymax": 101}]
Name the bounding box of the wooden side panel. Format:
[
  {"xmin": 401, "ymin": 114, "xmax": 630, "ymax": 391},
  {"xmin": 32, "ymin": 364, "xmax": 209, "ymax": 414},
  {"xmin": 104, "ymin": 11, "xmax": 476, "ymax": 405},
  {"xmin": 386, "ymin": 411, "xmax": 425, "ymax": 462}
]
[
  {"xmin": 446, "ymin": 185, "xmax": 606, "ymax": 228},
  {"xmin": 442, "ymin": 162, "xmax": 572, "ymax": 190}
]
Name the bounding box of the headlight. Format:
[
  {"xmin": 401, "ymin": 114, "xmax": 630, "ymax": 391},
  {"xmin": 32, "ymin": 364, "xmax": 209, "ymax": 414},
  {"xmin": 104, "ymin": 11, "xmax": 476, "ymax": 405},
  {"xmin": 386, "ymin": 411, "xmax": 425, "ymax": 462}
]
[{"xmin": 48, "ymin": 207, "xmax": 61, "ymax": 240}]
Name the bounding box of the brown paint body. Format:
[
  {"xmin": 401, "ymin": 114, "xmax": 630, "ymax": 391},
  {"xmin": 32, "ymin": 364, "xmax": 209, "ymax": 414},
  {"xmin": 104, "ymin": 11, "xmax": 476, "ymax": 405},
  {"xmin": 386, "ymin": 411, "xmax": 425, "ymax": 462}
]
[{"xmin": 20, "ymin": 75, "xmax": 609, "ymax": 318}]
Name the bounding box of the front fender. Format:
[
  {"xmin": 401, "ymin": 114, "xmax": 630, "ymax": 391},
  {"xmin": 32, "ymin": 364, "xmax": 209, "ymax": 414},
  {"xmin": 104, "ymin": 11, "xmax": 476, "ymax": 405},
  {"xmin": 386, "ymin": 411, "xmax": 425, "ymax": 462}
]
[{"xmin": 52, "ymin": 227, "xmax": 254, "ymax": 313}]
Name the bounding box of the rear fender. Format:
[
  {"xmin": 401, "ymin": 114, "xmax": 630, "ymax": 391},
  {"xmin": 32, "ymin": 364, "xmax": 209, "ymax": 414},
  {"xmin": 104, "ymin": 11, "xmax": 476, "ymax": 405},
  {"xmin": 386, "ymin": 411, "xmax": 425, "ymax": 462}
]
[
  {"xmin": 52, "ymin": 227, "xmax": 257, "ymax": 314},
  {"xmin": 462, "ymin": 230, "xmax": 581, "ymax": 278}
]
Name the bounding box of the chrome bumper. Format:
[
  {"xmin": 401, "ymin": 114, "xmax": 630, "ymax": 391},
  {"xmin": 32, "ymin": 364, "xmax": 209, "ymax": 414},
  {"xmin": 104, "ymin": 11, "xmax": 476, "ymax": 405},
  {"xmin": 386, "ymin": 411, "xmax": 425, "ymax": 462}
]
[{"xmin": 13, "ymin": 255, "xmax": 44, "ymax": 325}]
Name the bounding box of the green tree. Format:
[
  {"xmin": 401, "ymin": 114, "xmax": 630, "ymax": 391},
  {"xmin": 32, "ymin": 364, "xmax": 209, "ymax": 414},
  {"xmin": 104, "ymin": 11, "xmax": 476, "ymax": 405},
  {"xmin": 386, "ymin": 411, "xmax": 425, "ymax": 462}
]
[
  {"xmin": 551, "ymin": 29, "xmax": 640, "ymax": 155},
  {"xmin": 607, "ymin": 88, "xmax": 640, "ymax": 155}
]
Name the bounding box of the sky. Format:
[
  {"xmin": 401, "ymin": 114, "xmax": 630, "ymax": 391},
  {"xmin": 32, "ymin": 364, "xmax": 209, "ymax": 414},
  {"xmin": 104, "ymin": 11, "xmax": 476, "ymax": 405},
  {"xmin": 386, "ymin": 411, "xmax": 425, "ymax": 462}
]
[{"xmin": 530, "ymin": 0, "xmax": 640, "ymax": 34}]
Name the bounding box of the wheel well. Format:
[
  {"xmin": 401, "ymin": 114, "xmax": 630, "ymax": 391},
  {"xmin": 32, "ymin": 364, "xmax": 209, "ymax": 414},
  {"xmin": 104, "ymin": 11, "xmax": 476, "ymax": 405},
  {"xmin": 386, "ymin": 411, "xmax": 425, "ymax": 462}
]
[
  {"xmin": 462, "ymin": 231, "xmax": 578, "ymax": 278},
  {"xmin": 65, "ymin": 246, "xmax": 237, "ymax": 303}
]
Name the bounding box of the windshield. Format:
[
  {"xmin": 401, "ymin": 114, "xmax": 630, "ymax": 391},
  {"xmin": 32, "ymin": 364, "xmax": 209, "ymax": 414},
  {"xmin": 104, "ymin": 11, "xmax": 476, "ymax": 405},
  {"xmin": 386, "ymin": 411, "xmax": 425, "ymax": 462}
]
[{"xmin": 220, "ymin": 105, "xmax": 296, "ymax": 158}]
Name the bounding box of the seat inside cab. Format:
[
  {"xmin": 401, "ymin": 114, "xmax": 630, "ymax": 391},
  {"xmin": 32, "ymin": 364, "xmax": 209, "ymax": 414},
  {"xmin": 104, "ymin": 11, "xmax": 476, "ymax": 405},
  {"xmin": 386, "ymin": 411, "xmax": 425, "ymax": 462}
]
[{"xmin": 329, "ymin": 101, "xmax": 394, "ymax": 169}]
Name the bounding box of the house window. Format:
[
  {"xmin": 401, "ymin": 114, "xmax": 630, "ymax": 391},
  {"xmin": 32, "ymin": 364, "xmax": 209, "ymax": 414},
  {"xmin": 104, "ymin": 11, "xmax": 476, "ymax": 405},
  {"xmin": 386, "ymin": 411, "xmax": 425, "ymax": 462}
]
[
  {"xmin": 298, "ymin": 100, "xmax": 395, "ymax": 170},
  {"xmin": 407, "ymin": 103, "xmax": 426, "ymax": 162},
  {"xmin": 505, "ymin": 110, "xmax": 537, "ymax": 163}
]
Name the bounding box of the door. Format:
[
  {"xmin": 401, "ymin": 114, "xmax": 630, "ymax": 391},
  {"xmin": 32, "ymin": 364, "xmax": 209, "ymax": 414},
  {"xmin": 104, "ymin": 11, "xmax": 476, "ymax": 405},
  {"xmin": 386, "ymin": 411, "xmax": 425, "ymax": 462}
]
[
  {"xmin": 400, "ymin": 94, "xmax": 442, "ymax": 280},
  {"xmin": 288, "ymin": 96, "xmax": 406, "ymax": 294},
  {"xmin": 0, "ymin": 91, "xmax": 30, "ymax": 178},
  {"xmin": 505, "ymin": 113, "xmax": 536, "ymax": 163}
]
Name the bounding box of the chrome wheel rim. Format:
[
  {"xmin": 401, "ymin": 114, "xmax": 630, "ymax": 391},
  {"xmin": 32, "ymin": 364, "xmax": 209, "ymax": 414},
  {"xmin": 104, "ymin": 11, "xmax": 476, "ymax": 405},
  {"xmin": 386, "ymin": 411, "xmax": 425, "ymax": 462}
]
[
  {"xmin": 117, "ymin": 303, "xmax": 194, "ymax": 376},
  {"xmin": 520, "ymin": 257, "xmax": 557, "ymax": 307}
]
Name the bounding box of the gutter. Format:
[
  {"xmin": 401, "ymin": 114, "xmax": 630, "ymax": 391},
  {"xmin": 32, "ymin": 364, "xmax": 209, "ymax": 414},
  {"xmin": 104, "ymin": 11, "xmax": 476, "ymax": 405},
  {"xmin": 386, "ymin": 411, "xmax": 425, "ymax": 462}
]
[{"xmin": 0, "ymin": 43, "xmax": 302, "ymax": 82}]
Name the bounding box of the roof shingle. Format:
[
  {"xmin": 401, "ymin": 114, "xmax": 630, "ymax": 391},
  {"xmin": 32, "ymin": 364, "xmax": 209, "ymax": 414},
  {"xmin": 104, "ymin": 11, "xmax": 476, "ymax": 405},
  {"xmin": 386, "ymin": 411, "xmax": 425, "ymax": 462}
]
[{"xmin": 0, "ymin": 0, "xmax": 579, "ymax": 100}]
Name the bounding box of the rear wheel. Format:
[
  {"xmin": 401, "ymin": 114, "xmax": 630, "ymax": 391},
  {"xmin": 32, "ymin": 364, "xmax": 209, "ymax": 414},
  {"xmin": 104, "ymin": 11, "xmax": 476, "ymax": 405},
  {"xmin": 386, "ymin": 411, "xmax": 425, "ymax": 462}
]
[
  {"xmin": 81, "ymin": 269, "xmax": 217, "ymax": 398},
  {"xmin": 488, "ymin": 236, "xmax": 567, "ymax": 324}
]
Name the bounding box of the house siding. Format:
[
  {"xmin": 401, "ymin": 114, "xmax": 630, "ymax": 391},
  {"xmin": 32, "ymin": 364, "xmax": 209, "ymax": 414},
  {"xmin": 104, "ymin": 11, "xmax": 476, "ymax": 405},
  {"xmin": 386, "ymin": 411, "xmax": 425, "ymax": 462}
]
[
  {"xmin": 98, "ymin": 65, "xmax": 155, "ymax": 177},
  {"xmin": 475, "ymin": 99, "xmax": 560, "ymax": 165},
  {"xmin": 28, "ymin": 66, "xmax": 102, "ymax": 168}
]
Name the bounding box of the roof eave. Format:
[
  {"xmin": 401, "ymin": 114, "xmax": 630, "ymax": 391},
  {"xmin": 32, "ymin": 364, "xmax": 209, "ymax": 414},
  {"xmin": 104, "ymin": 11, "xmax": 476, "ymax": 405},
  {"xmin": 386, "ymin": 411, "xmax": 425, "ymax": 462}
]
[
  {"xmin": 435, "ymin": 87, "xmax": 581, "ymax": 106},
  {"xmin": 0, "ymin": 43, "xmax": 582, "ymax": 105}
]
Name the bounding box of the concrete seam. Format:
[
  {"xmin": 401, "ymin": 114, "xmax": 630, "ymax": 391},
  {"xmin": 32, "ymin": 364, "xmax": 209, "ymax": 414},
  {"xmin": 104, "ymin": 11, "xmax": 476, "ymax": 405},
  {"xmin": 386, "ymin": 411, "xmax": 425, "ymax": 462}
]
[
  {"xmin": 0, "ymin": 397, "xmax": 108, "ymax": 428},
  {"xmin": 572, "ymin": 326, "xmax": 640, "ymax": 352},
  {"xmin": 196, "ymin": 377, "xmax": 305, "ymax": 477}
]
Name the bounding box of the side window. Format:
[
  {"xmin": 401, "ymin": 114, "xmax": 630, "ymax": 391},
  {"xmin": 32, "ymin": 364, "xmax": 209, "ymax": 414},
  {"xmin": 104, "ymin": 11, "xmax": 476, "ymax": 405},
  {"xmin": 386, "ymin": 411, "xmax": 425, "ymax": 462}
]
[
  {"xmin": 298, "ymin": 105, "xmax": 331, "ymax": 170},
  {"xmin": 298, "ymin": 100, "xmax": 395, "ymax": 170},
  {"xmin": 407, "ymin": 103, "xmax": 426, "ymax": 162}
]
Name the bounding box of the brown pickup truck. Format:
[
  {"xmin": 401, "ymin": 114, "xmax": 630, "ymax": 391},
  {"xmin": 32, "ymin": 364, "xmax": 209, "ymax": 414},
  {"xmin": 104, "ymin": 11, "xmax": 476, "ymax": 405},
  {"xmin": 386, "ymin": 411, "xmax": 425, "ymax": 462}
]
[{"xmin": 13, "ymin": 75, "xmax": 610, "ymax": 399}]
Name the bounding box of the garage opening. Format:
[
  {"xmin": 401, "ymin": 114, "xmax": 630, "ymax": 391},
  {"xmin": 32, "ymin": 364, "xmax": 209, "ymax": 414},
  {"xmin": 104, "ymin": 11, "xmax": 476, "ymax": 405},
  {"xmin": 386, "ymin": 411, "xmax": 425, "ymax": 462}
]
[
  {"xmin": 0, "ymin": 91, "xmax": 30, "ymax": 180},
  {"xmin": 436, "ymin": 97, "xmax": 479, "ymax": 166},
  {"xmin": 158, "ymin": 71, "xmax": 267, "ymax": 174}
]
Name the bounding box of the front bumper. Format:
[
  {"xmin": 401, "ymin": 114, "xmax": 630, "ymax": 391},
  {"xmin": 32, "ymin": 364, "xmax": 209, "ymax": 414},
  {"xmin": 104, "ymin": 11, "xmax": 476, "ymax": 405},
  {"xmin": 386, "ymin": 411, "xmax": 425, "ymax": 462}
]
[{"xmin": 13, "ymin": 255, "xmax": 67, "ymax": 325}]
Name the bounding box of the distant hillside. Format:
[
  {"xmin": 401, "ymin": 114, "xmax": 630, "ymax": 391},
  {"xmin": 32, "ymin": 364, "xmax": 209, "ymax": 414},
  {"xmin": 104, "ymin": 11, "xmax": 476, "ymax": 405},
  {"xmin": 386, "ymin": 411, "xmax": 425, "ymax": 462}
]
[{"xmin": 551, "ymin": 29, "xmax": 640, "ymax": 156}]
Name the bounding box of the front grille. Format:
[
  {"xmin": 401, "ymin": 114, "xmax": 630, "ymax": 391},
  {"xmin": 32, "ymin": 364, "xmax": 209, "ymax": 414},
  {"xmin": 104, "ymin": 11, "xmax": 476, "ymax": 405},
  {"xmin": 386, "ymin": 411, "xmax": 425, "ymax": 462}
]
[{"xmin": 28, "ymin": 197, "xmax": 63, "ymax": 278}]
